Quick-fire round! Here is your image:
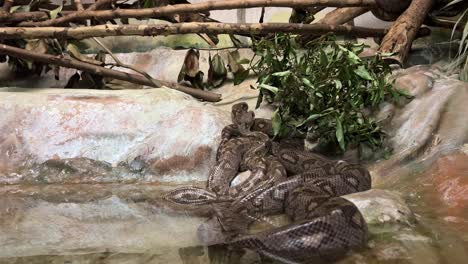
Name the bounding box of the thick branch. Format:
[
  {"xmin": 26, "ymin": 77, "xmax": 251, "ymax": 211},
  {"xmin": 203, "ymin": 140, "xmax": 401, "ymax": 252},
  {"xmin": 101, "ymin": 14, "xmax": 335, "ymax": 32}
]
[
  {"xmin": 0, "ymin": 22, "xmax": 392, "ymax": 40},
  {"xmin": 0, "ymin": 44, "xmax": 221, "ymax": 102},
  {"xmin": 301, "ymin": 7, "xmax": 369, "ymax": 43},
  {"xmin": 318, "ymin": 7, "xmax": 369, "ymax": 25},
  {"xmin": 18, "ymin": 0, "xmax": 377, "ymax": 26},
  {"xmin": 378, "ymin": 0, "xmax": 435, "ymax": 65}
]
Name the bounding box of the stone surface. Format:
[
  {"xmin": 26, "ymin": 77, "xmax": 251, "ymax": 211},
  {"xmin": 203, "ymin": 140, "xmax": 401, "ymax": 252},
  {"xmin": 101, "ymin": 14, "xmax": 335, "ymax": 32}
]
[
  {"xmin": 371, "ymin": 67, "xmax": 468, "ymax": 185},
  {"xmin": 0, "ymin": 88, "xmax": 229, "ymax": 183},
  {"xmin": 417, "ymin": 152, "xmax": 468, "ymax": 235},
  {"xmin": 345, "ymin": 189, "xmax": 415, "ymax": 226}
]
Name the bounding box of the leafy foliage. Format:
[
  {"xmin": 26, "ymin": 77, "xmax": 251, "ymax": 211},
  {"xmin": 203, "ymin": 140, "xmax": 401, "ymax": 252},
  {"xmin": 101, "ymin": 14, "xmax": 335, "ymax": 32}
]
[
  {"xmin": 250, "ymin": 34, "xmax": 405, "ymax": 153},
  {"xmin": 446, "ymin": 3, "xmax": 468, "ymax": 81}
]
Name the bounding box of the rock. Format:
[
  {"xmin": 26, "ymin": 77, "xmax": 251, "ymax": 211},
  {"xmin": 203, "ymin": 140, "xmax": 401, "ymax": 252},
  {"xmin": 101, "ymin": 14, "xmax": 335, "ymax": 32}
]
[
  {"xmin": 371, "ymin": 73, "xmax": 468, "ymax": 184},
  {"xmin": 345, "ymin": 189, "xmax": 415, "ymax": 226},
  {"xmin": 419, "ymin": 152, "xmax": 468, "ymax": 221},
  {"xmin": 394, "ymin": 67, "xmax": 434, "ymax": 97},
  {"xmin": 0, "ymin": 88, "xmax": 229, "ymax": 184}
]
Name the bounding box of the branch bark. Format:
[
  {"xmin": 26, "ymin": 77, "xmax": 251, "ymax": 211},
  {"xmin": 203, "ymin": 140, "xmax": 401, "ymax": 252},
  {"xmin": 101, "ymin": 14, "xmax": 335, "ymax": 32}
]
[
  {"xmin": 0, "ymin": 22, "xmax": 392, "ymax": 40},
  {"xmin": 2, "ymin": 0, "xmax": 14, "ymax": 12},
  {"xmin": 318, "ymin": 7, "xmax": 369, "ymax": 25},
  {"xmin": 378, "ymin": 0, "xmax": 435, "ymax": 65},
  {"xmin": 74, "ymin": 0, "xmax": 85, "ymax": 11},
  {"xmin": 0, "ymin": 43, "xmax": 221, "ymax": 102},
  {"xmin": 300, "ymin": 7, "xmax": 369, "ymax": 43},
  {"xmin": 17, "ymin": 0, "xmax": 377, "ymax": 26}
]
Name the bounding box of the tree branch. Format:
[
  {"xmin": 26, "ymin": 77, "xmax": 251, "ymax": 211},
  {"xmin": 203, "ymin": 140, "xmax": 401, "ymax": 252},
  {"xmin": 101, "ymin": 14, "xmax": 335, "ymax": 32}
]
[
  {"xmin": 0, "ymin": 22, "xmax": 392, "ymax": 40},
  {"xmin": 74, "ymin": 0, "xmax": 85, "ymax": 11},
  {"xmin": 2, "ymin": 0, "xmax": 14, "ymax": 12},
  {"xmin": 0, "ymin": 43, "xmax": 221, "ymax": 102},
  {"xmin": 17, "ymin": 0, "xmax": 377, "ymax": 26},
  {"xmin": 318, "ymin": 7, "xmax": 369, "ymax": 25},
  {"xmin": 300, "ymin": 7, "xmax": 369, "ymax": 43},
  {"xmin": 378, "ymin": 0, "xmax": 435, "ymax": 65}
]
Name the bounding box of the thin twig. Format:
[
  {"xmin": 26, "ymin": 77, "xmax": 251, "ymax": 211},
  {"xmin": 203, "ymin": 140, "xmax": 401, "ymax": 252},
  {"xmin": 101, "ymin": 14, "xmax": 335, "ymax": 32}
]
[{"xmin": 92, "ymin": 37, "xmax": 162, "ymax": 87}]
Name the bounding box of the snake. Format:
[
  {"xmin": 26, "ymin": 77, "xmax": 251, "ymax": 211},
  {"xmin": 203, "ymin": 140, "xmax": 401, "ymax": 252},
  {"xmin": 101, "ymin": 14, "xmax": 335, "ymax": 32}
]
[{"xmin": 164, "ymin": 103, "xmax": 371, "ymax": 263}]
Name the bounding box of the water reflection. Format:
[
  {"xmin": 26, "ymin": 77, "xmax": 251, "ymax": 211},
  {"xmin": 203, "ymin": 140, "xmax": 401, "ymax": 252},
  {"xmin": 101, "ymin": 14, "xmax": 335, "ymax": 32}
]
[{"xmin": 0, "ymin": 181, "xmax": 466, "ymax": 264}]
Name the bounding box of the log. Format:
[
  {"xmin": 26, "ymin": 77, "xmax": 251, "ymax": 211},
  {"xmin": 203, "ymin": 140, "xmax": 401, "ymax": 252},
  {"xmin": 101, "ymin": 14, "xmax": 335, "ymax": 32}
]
[
  {"xmin": 318, "ymin": 7, "xmax": 369, "ymax": 25},
  {"xmin": 378, "ymin": 0, "xmax": 435, "ymax": 65},
  {"xmin": 0, "ymin": 22, "xmax": 392, "ymax": 40},
  {"xmin": 17, "ymin": 0, "xmax": 377, "ymax": 26},
  {"xmin": 300, "ymin": 7, "xmax": 369, "ymax": 43},
  {"xmin": 0, "ymin": 43, "xmax": 222, "ymax": 102}
]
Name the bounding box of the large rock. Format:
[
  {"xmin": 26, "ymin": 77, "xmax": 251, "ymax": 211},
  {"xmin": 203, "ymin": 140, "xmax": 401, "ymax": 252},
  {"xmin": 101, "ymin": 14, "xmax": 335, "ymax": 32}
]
[
  {"xmin": 371, "ymin": 66, "xmax": 468, "ymax": 185},
  {"xmin": 0, "ymin": 88, "xmax": 229, "ymax": 184}
]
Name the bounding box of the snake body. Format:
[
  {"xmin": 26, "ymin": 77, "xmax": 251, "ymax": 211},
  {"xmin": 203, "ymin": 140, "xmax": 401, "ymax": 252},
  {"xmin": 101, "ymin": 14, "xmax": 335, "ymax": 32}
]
[{"xmin": 164, "ymin": 103, "xmax": 371, "ymax": 263}]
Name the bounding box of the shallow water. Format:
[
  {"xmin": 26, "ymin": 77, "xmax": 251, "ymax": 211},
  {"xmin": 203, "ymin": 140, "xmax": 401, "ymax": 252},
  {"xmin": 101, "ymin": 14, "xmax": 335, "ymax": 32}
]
[{"xmin": 0, "ymin": 179, "xmax": 466, "ymax": 264}]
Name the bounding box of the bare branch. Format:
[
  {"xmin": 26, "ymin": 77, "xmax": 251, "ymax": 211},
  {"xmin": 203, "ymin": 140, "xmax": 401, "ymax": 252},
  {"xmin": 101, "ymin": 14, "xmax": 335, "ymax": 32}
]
[
  {"xmin": 378, "ymin": 0, "xmax": 435, "ymax": 65},
  {"xmin": 0, "ymin": 43, "xmax": 221, "ymax": 102},
  {"xmin": 92, "ymin": 37, "xmax": 162, "ymax": 87},
  {"xmin": 17, "ymin": 0, "xmax": 377, "ymax": 26},
  {"xmin": 0, "ymin": 22, "xmax": 391, "ymax": 40}
]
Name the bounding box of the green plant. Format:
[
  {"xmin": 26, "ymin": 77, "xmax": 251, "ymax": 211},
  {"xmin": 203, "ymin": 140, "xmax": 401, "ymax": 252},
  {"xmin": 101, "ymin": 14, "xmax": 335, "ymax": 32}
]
[
  {"xmin": 446, "ymin": 1, "xmax": 468, "ymax": 81},
  {"xmin": 251, "ymin": 34, "xmax": 406, "ymax": 154}
]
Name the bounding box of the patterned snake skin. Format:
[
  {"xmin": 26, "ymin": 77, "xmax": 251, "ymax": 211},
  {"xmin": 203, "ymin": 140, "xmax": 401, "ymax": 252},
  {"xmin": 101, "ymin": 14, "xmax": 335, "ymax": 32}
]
[{"xmin": 164, "ymin": 103, "xmax": 372, "ymax": 263}]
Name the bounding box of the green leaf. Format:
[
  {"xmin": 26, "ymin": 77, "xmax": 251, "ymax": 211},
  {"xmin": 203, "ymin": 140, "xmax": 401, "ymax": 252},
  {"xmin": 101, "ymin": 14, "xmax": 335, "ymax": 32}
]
[
  {"xmin": 49, "ymin": 5, "xmax": 63, "ymax": 20},
  {"xmin": 258, "ymin": 84, "xmax": 279, "ymax": 94},
  {"xmin": 302, "ymin": 78, "xmax": 314, "ymax": 89},
  {"xmin": 272, "ymin": 70, "xmax": 291, "ymax": 77},
  {"xmin": 333, "ymin": 80, "xmax": 342, "ymax": 89},
  {"xmin": 234, "ymin": 69, "xmax": 250, "ymax": 85},
  {"xmin": 335, "ymin": 118, "xmax": 345, "ymax": 151},
  {"xmin": 354, "ymin": 66, "xmax": 374, "ymax": 81},
  {"xmin": 297, "ymin": 114, "xmax": 322, "ymax": 127},
  {"xmin": 272, "ymin": 109, "xmax": 282, "ymax": 136}
]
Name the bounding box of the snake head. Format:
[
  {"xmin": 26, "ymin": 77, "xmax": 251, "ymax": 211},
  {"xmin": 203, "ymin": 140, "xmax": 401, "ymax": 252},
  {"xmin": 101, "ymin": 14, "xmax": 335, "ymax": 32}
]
[{"xmin": 231, "ymin": 102, "xmax": 255, "ymax": 133}]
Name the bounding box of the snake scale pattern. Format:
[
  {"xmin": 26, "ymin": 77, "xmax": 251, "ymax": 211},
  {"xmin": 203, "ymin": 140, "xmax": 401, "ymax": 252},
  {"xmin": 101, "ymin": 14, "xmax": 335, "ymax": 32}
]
[{"xmin": 165, "ymin": 103, "xmax": 372, "ymax": 263}]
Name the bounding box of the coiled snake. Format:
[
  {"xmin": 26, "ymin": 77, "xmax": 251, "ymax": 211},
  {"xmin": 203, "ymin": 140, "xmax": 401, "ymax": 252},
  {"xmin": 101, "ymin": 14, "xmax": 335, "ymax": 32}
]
[{"xmin": 164, "ymin": 103, "xmax": 371, "ymax": 263}]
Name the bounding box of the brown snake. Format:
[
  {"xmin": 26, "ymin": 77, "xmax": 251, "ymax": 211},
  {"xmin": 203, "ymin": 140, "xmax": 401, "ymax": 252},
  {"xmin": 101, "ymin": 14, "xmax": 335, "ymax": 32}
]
[{"xmin": 164, "ymin": 103, "xmax": 371, "ymax": 263}]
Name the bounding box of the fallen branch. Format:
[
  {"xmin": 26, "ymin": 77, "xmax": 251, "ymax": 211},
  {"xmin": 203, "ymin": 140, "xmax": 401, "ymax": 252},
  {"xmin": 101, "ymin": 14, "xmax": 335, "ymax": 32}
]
[
  {"xmin": 0, "ymin": 22, "xmax": 392, "ymax": 40},
  {"xmin": 17, "ymin": 0, "xmax": 377, "ymax": 26},
  {"xmin": 378, "ymin": 0, "xmax": 435, "ymax": 65},
  {"xmin": 0, "ymin": 43, "xmax": 221, "ymax": 102}
]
